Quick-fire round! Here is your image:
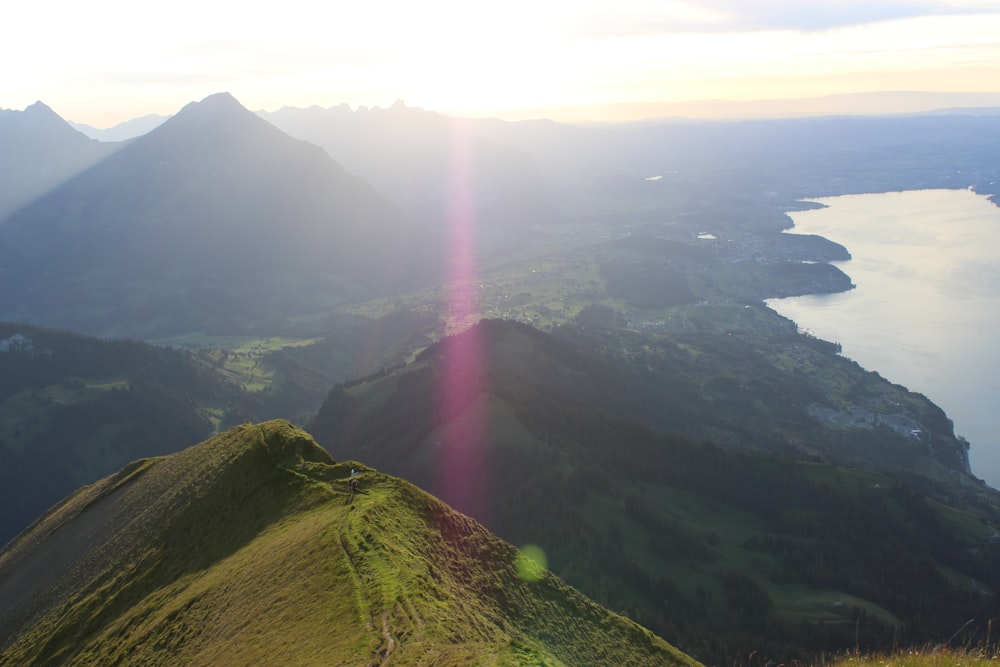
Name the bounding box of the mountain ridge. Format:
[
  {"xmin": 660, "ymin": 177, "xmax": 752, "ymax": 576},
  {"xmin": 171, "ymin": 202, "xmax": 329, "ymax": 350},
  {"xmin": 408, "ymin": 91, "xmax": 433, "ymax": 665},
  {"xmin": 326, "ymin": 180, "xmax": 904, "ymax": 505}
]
[
  {"xmin": 0, "ymin": 420, "xmax": 699, "ymax": 666},
  {"xmin": 313, "ymin": 318, "xmax": 976, "ymax": 489}
]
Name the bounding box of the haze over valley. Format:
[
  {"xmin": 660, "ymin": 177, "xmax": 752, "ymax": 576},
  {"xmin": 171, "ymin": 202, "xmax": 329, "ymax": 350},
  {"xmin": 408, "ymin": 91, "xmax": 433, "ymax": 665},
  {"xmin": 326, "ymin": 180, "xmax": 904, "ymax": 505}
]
[{"xmin": 2, "ymin": 87, "xmax": 1000, "ymax": 666}]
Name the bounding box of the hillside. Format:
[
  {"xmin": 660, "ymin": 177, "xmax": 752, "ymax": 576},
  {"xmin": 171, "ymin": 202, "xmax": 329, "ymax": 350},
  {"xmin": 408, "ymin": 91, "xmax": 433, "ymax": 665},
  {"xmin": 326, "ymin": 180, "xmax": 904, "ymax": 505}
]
[
  {"xmin": 309, "ymin": 319, "xmax": 1000, "ymax": 665},
  {"xmin": 0, "ymin": 420, "xmax": 698, "ymax": 667},
  {"xmin": 0, "ymin": 323, "xmax": 264, "ymax": 546},
  {"xmin": 312, "ymin": 318, "xmax": 979, "ymax": 500}
]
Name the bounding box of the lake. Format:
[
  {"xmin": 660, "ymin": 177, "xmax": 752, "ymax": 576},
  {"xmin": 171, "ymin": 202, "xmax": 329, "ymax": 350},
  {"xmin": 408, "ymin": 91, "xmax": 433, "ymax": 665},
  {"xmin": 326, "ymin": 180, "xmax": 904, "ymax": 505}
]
[{"xmin": 766, "ymin": 188, "xmax": 1000, "ymax": 489}]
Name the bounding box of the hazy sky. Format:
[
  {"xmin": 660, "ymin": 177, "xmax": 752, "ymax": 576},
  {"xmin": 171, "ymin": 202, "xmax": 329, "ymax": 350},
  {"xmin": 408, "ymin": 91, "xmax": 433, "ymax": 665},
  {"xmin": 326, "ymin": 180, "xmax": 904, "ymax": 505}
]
[{"xmin": 4, "ymin": 0, "xmax": 1000, "ymax": 125}]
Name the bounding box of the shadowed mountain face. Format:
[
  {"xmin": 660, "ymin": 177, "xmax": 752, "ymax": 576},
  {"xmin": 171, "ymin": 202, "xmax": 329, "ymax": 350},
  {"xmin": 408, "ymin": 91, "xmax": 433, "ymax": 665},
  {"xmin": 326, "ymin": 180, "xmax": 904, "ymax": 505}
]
[
  {"xmin": 310, "ymin": 319, "xmax": 975, "ymax": 493},
  {"xmin": 0, "ymin": 94, "xmax": 439, "ymax": 338},
  {"xmin": 0, "ymin": 101, "xmax": 118, "ymax": 220},
  {"xmin": 0, "ymin": 420, "xmax": 699, "ymax": 667}
]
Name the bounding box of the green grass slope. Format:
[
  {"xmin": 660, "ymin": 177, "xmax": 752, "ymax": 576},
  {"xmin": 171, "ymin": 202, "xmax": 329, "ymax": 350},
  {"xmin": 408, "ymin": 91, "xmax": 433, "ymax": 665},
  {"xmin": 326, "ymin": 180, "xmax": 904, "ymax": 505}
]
[{"xmin": 0, "ymin": 420, "xmax": 699, "ymax": 667}]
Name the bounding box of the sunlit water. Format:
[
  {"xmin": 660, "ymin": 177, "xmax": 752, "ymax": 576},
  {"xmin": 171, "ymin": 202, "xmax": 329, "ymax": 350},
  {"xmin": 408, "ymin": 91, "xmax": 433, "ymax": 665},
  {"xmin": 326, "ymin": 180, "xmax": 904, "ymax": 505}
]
[{"xmin": 767, "ymin": 189, "xmax": 1000, "ymax": 489}]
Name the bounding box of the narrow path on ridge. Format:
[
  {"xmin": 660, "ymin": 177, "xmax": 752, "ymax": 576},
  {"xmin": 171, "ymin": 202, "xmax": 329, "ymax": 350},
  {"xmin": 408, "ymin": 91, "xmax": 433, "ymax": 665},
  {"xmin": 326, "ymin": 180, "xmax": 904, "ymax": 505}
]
[{"xmin": 332, "ymin": 481, "xmax": 396, "ymax": 666}]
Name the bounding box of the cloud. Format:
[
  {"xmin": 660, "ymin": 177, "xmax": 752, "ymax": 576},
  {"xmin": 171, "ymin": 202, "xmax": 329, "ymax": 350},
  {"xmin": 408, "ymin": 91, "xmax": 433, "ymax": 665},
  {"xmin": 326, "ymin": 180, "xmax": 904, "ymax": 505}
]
[
  {"xmin": 571, "ymin": 0, "xmax": 999, "ymax": 38},
  {"xmin": 104, "ymin": 71, "xmax": 232, "ymax": 87},
  {"xmin": 697, "ymin": 0, "xmax": 997, "ymax": 31}
]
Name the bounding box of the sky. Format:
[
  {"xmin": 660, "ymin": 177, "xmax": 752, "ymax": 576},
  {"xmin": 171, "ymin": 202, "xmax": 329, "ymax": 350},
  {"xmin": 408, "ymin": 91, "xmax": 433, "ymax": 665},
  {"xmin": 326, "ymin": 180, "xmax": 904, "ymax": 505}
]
[{"xmin": 4, "ymin": 0, "xmax": 1000, "ymax": 126}]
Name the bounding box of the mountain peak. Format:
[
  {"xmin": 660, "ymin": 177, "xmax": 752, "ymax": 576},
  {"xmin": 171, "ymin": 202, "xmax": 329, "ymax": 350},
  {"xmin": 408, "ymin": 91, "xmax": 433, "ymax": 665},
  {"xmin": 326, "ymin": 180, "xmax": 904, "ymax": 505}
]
[
  {"xmin": 24, "ymin": 100, "xmax": 58, "ymax": 117},
  {"xmin": 204, "ymin": 91, "xmax": 238, "ymax": 103},
  {"xmin": 171, "ymin": 91, "xmax": 251, "ymax": 123},
  {"xmin": 10, "ymin": 100, "xmax": 75, "ymax": 132},
  {"xmin": 0, "ymin": 99, "xmax": 112, "ymax": 219},
  {"xmin": 191, "ymin": 91, "xmax": 242, "ymax": 110},
  {"xmin": 139, "ymin": 91, "xmax": 298, "ymax": 152}
]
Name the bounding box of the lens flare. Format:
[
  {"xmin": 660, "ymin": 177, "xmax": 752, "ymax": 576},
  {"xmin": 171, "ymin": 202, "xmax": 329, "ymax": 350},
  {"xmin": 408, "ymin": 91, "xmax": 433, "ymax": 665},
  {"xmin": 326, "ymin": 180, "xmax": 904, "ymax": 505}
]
[
  {"xmin": 433, "ymin": 119, "xmax": 489, "ymax": 521},
  {"xmin": 516, "ymin": 544, "xmax": 548, "ymax": 583}
]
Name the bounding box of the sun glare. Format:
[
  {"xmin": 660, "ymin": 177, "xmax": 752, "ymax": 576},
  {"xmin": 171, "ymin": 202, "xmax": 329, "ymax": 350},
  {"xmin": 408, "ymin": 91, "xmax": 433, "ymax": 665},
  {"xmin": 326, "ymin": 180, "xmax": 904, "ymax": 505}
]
[{"xmin": 4, "ymin": 1, "xmax": 1000, "ymax": 127}]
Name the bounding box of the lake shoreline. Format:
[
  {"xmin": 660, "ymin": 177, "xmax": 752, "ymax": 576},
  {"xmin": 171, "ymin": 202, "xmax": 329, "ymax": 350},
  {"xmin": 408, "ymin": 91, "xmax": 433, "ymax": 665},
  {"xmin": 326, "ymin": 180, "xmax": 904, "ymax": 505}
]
[{"xmin": 767, "ymin": 188, "xmax": 1000, "ymax": 489}]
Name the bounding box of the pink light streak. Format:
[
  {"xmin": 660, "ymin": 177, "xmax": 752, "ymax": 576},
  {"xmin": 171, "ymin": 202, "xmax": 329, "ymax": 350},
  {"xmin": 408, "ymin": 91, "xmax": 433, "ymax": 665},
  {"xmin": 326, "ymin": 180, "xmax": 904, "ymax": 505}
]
[{"xmin": 434, "ymin": 119, "xmax": 490, "ymax": 521}]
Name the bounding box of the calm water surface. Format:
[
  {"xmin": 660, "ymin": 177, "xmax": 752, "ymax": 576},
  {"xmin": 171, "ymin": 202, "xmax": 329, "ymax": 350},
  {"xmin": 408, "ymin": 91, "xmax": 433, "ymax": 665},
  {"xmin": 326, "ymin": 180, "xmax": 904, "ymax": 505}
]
[{"xmin": 767, "ymin": 189, "xmax": 1000, "ymax": 489}]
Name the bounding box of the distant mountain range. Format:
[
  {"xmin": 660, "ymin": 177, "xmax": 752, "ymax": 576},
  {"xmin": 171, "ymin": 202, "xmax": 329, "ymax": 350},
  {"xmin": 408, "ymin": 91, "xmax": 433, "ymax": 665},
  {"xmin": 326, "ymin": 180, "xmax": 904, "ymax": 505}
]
[
  {"xmin": 0, "ymin": 420, "xmax": 699, "ymax": 667},
  {"xmin": 0, "ymin": 93, "xmax": 437, "ymax": 338},
  {"xmin": 70, "ymin": 113, "xmax": 168, "ymax": 142},
  {"xmin": 64, "ymin": 91, "xmax": 1000, "ymax": 140},
  {"xmin": 490, "ymin": 90, "xmax": 1000, "ymax": 123},
  {"xmin": 4, "ymin": 94, "xmax": 999, "ymax": 340}
]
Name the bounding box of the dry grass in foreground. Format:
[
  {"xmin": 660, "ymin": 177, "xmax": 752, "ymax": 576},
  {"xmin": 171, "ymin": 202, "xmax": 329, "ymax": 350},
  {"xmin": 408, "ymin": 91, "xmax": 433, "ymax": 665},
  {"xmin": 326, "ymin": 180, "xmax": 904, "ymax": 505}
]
[{"xmin": 823, "ymin": 647, "xmax": 999, "ymax": 667}]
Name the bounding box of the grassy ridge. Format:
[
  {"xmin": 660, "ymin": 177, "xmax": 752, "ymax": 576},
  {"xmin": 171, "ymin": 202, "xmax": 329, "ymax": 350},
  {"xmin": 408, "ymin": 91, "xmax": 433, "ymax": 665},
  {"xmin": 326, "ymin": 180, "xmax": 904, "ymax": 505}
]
[{"xmin": 0, "ymin": 421, "xmax": 699, "ymax": 666}]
